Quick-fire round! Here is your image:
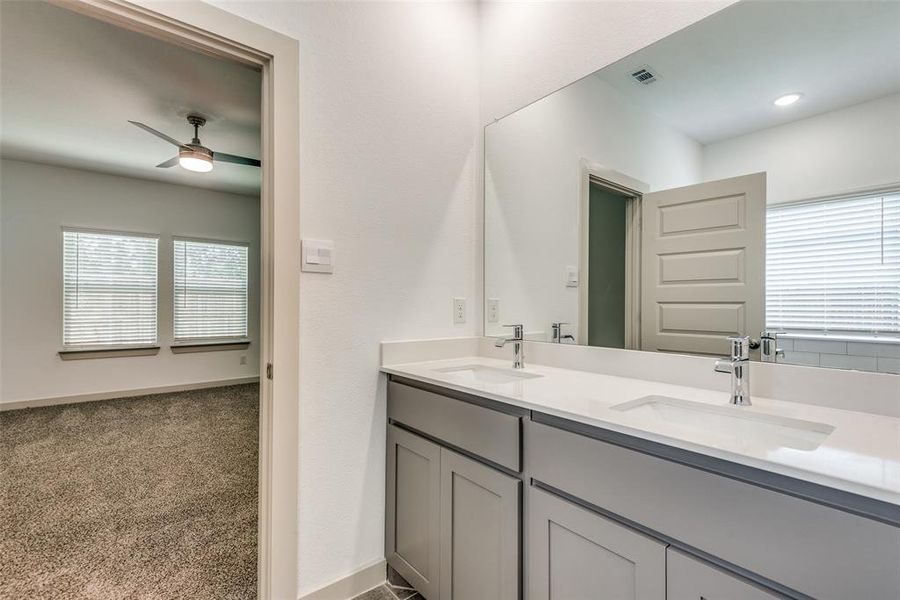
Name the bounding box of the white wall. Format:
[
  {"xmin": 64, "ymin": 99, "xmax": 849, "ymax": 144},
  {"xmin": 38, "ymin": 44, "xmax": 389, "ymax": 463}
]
[
  {"xmin": 703, "ymin": 93, "xmax": 900, "ymax": 204},
  {"xmin": 205, "ymin": 2, "xmax": 479, "ymax": 595},
  {"xmin": 484, "ymin": 75, "xmax": 703, "ymax": 339},
  {"xmin": 0, "ymin": 159, "xmax": 260, "ymax": 404},
  {"xmin": 203, "ymin": 1, "xmax": 735, "ymax": 596}
]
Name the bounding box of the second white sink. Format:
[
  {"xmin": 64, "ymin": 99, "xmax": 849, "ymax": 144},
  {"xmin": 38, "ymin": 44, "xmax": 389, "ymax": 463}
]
[
  {"xmin": 436, "ymin": 364, "xmax": 543, "ymax": 385},
  {"xmin": 612, "ymin": 395, "xmax": 835, "ymax": 451}
]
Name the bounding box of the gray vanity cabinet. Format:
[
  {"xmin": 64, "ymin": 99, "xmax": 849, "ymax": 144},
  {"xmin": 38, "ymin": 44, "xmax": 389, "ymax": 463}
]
[
  {"xmin": 386, "ymin": 378, "xmax": 522, "ymax": 600},
  {"xmin": 527, "ymin": 486, "xmax": 666, "ymax": 600},
  {"xmin": 386, "ymin": 424, "xmax": 442, "ymax": 599},
  {"xmin": 440, "ymin": 448, "xmax": 520, "ymax": 600},
  {"xmin": 666, "ymin": 549, "xmax": 780, "ymax": 600}
]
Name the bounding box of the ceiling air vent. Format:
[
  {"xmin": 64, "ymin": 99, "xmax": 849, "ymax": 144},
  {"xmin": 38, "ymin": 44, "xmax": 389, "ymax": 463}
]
[{"xmin": 630, "ymin": 66, "xmax": 658, "ymax": 85}]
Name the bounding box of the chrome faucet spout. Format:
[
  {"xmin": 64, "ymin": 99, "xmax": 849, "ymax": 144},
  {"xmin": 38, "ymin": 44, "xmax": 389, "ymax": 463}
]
[
  {"xmin": 714, "ymin": 335, "xmax": 751, "ymax": 406},
  {"xmin": 551, "ymin": 321, "xmax": 575, "ymax": 344},
  {"xmin": 496, "ymin": 324, "xmax": 525, "ymax": 369}
]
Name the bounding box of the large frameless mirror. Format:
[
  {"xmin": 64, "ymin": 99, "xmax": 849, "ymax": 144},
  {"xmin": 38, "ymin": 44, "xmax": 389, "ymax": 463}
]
[{"xmin": 484, "ymin": 0, "xmax": 900, "ymax": 374}]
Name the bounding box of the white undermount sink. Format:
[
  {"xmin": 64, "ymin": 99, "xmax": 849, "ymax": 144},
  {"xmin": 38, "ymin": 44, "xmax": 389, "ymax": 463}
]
[
  {"xmin": 435, "ymin": 364, "xmax": 543, "ymax": 384},
  {"xmin": 612, "ymin": 395, "xmax": 835, "ymax": 451}
]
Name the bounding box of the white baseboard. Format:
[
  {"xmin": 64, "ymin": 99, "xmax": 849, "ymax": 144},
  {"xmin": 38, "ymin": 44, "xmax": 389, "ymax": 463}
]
[
  {"xmin": 299, "ymin": 559, "xmax": 386, "ymax": 600},
  {"xmin": 0, "ymin": 376, "xmax": 260, "ymax": 411}
]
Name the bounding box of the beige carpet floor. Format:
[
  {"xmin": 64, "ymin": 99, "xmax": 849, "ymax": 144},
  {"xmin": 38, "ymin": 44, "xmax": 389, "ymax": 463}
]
[{"xmin": 0, "ymin": 383, "xmax": 259, "ymax": 600}]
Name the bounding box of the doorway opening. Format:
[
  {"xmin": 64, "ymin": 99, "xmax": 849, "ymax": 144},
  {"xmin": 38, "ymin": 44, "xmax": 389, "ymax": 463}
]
[
  {"xmin": 0, "ymin": 1, "xmax": 300, "ymax": 598},
  {"xmin": 577, "ymin": 162, "xmax": 646, "ymax": 349}
]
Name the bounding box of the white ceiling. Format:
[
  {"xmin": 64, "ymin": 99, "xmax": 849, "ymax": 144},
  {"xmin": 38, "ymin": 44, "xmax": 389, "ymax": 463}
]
[
  {"xmin": 0, "ymin": 1, "xmax": 261, "ymax": 196},
  {"xmin": 595, "ymin": 0, "xmax": 900, "ymax": 145}
]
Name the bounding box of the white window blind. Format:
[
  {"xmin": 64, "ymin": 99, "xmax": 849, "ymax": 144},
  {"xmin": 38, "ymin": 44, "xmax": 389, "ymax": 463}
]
[
  {"xmin": 63, "ymin": 230, "xmax": 158, "ymax": 347},
  {"xmin": 174, "ymin": 239, "xmax": 249, "ymax": 341},
  {"xmin": 766, "ymin": 192, "xmax": 900, "ymax": 338}
]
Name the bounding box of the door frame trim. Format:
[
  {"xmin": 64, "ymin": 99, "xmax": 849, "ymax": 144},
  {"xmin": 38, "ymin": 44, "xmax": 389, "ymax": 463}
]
[
  {"xmin": 578, "ymin": 160, "xmax": 647, "ymax": 347},
  {"xmin": 49, "ymin": 2, "xmax": 301, "ymax": 598}
]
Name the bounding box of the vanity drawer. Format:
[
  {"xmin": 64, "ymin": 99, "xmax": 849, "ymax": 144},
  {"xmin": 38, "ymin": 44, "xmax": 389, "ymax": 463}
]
[
  {"xmin": 526, "ymin": 419, "xmax": 900, "ymax": 600},
  {"xmin": 388, "ymin": 380, "xmax": 521, "ymax": 472}
]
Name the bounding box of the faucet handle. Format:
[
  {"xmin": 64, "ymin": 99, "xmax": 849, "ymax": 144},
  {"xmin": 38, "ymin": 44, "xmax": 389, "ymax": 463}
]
[
  {"xmin": 725, "ymin": 335, "xmax": 751, "ymax": 360},
  {"xmin": 501, "ymin": 324, "xmax": 524, "ymax": 339},
  {"xmin": 760, "ymin": 330, "xmax": 785, "ymax": 362}
]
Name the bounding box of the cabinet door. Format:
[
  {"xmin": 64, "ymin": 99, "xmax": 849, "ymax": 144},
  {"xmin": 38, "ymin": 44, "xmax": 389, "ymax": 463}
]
[
  {"xmin": 667, "ymin": 549, "xmax": 780, "ymax": 600},
  {"xmin": 528, "ymin": 486, "xmax": 666, "ymax": 600},
  {"xmin": 386, "ymin": 425, "xmax": 441, "ymax": 600},
  {"xmin": 440, "ymin": 448, "xmax": 520, "ymax": 600}
]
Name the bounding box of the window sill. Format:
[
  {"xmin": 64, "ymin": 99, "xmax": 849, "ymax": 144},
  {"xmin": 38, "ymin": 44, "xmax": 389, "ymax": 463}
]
[
  {"xmin": 778, "ymin": 333, "xmax": 900, "ymax": 345},
  {"xmin": 170, "ymin": 340, "xmax": 251, "ymax": 354},
  {"xmin": 59, "ymin": 346, "xmax": 161, "ymax": 360}
]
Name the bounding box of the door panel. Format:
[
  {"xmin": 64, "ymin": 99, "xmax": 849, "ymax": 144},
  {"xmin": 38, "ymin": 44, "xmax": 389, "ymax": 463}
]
[
  {"xmin": 386, "ymin": 425, "xmax": 440, "ymax": 599},
  {"xmin": 667, "ymin": 549, "xmax": 780, "ymax": 600},
  {"xmin": 641, "ymin": 173, "xmax": 766, "ymax": 356},
  {"xmin": 440, "ymin": 449, "xmax": 520, "ymax": 600},
  {"xmin": 527, "ymin": 486, "xmax": 666, "ymax": 600}
]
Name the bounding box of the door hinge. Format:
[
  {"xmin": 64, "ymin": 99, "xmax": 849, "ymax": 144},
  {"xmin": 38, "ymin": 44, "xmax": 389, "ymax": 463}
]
[{"xmin": 266, "ymin": 362, "xmax": 273, "ymax": 380}]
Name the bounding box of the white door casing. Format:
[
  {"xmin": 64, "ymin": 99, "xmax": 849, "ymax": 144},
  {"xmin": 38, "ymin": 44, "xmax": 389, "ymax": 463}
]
[{"xmin": 640, "ymin": 173, "xmax": 766, "ymax": 357}]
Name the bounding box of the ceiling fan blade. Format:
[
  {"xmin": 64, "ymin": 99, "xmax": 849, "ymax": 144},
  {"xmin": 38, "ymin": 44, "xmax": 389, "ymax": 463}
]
[
  {"xmin": 213, "ymin": 151, "xmax": 261, "ymax": 167},
  {"xmin": 128, "ymin": 120, "xmax": 184, "ymax": 147},
  {"xmin": 156, "ymin": 156, "xmax": 180, "ymax": 168}
]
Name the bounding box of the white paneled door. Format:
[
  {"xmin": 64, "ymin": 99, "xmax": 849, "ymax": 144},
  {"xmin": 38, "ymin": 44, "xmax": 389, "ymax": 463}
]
[{"xmin": 640, "ymin": 173, "xmax": 766, "ymax": 356}]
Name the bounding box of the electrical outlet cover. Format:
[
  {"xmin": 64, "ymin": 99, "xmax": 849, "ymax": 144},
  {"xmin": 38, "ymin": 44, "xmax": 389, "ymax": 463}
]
[
  {"xmin": 487, "ymin": 298, "xmax": 500, "ymax": 323},
  {"xmin": 453, "ymin": 297, "xmax": 466, "ymax": 324}
]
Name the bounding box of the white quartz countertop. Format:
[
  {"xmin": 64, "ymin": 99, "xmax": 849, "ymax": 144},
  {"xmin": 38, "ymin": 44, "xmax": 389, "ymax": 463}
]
[{"xmin": 382, "ymin": 356, "xmax": 900, "ymax": 507}]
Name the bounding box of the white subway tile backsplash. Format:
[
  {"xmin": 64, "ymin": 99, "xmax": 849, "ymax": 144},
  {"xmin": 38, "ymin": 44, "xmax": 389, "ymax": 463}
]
[
  {"xmin": 782, "ymin": 351, "xmax": 820, "ymax": 367},
  {"xmin": 846, "ymin": 342, "xmax": 900, "ymax": 359},
  {"xmin": 793, "ymin": 339, "xmax": 848, "ymax": 355},
  {"xmin": 876, "ymin": 357, "xmax": 900, "ymax": 374},
  {"xmin": 819, "ymin": 354, "xmax": 878, "ymax": 371}
]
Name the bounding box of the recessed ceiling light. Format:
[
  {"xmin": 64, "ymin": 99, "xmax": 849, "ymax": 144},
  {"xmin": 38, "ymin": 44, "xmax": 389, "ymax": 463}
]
[{"xmin": 774, "ymin": 93, "xmax": 802, "ymax": 107}]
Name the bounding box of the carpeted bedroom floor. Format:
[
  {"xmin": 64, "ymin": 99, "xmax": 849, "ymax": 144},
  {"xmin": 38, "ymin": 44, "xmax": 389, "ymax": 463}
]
[{"xmin": 0, "ymin": 383, "xmax": 259, "ymax": 600}]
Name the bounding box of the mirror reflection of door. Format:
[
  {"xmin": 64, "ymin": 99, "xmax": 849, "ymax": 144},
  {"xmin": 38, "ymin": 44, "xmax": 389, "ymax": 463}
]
[
  {"xmin": 640, "ymin": 173, "xmax": 766, "ymax": 357},
  {"xmin": 587, "ymin": 182, "xmax": 630, "ymax": 349}
]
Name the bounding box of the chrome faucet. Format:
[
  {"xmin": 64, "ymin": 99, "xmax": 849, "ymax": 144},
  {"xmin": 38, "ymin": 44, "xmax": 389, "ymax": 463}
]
[
  {"xmin": 760, "ymin": 330, "xmax": 785, "ymax": 363},
  {"xmin": 714, "ymin": 335, "xmax": 752, "ymax": 406},
  {"xmin": 495, "ymin": 324, "xmax": 525, "ymax": 369},
  {"xmin": 551, "ymin": 321, "xmax": 575, "ymax": 344}
]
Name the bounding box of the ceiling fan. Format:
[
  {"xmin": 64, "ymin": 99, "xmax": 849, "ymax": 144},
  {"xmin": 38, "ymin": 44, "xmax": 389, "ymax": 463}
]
[{"xmin": 128, "ymin": 115, "xmax": 260, "ymax": 173}]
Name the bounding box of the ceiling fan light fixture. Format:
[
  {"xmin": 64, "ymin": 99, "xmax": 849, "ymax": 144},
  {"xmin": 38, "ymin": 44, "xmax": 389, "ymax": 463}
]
[{"xmin": 178, "ymin": 146, "xmax": 213, "ymax": 173}]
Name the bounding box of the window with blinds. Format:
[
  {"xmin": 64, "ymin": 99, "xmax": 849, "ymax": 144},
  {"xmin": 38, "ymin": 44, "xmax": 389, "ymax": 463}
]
[
  {"xmin": 174, "ymin": 239, "xmax": 249, "ymax": 342},
  {"xmin": 766, "ymin": 192, "xmax": 900, "ymax": 339},
  {"xmin": 63, "ymin": 229, "xmax": 159, "ymax": 347}
]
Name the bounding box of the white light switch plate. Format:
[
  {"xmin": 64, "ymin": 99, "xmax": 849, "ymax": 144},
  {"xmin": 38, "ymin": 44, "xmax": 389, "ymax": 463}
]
[
  {"xmin": 565, "ymin": 265, "xmax": 579, "ymax": 288},
  {"xmin": 302, "ymin": 239, "xmax": 334, "ymax": 273}
]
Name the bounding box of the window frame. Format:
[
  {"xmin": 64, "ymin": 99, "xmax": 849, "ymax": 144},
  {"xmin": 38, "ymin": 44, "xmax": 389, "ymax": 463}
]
[
  {"xmin": 171, "ymin": 235, "xmax": 251, "ymax": 345},
  {"xmin": 60, "ymin": 226, "xmax": 161, "ymax": 353},
  {"xmin": 765, "ymin": 188, "xmax": 900, "ymax": 344}
]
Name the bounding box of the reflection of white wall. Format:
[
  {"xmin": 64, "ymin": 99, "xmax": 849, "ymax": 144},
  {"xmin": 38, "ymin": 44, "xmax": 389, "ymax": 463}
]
[
  {"xmin": 479, "ymin": 0, "xmax": 738, "ymax": 123},
  {"xmin": 0, "ymin": 159, "xmax": 261, "ymax": 404},
  {"xmin": 703, "ymin": 94, "xmax": 900, "ymax": 204},
  {"xmin": 485, "ymin": 76, "xmax": 702, "ymax": 340}
]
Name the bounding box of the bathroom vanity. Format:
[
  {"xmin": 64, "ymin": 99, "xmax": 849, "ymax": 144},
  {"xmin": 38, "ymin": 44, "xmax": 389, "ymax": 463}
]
[
  {"xmin": 383, "ymin": 1, "xmax": 900, "ymax": 598},
  {"xmin": 382, "ymin": 355, "xmax": 900, "ymax": 600}
]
